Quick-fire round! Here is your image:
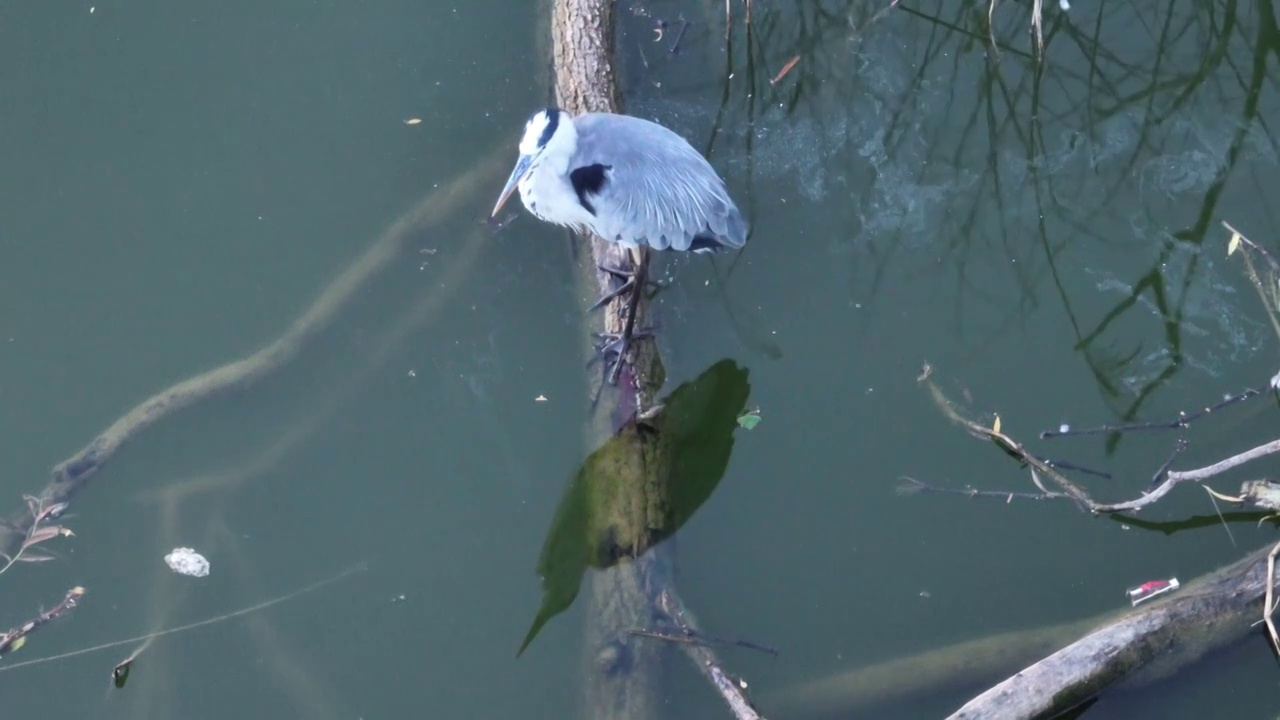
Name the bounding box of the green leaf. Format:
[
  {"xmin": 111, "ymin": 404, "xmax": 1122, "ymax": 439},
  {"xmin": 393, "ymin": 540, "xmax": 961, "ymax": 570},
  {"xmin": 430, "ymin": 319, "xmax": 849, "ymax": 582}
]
[{"xmin": 736, "ymin": 410, "xmax": 762, "ymax": 430}]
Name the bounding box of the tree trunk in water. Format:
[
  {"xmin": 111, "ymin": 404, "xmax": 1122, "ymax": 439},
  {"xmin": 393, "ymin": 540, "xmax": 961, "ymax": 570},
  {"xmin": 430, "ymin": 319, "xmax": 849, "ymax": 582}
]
[{"xmin": 549, "ymin": 1, "xmax": 669, "ymax": 719}]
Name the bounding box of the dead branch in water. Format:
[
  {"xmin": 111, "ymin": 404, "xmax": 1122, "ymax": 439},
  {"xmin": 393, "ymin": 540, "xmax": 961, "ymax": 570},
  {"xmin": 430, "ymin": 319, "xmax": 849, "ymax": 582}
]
[
  {"xmin": 0, "ymin": 147, "xmax": 507, "ymax": 582},
  {"xmin": 0, "ymin": 586, "xmax": 85, "ymax": 658},
  {"xmin": 916, "ymin": 363, "xmax": 1280, "ymax": 515},
  {"xmin": 907, "ymin": 222, "xmax": 1280, "ymax": 715},
  {"xmin": 657, "ymin": 589, "xmax": 765, "ymax": 720}
]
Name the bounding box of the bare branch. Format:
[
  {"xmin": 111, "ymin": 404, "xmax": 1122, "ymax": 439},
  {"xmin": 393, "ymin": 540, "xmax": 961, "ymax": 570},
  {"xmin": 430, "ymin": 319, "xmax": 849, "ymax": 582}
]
[
  {"xmin": 0, "ymin": 587, "xmax": 85, "ymax": 657},
  {"xmin": 657, "ymin": 589, "xmax": 766, "ymax": 720},
  {"xmin": 917, "ymin": 364, "xmax": 1280, "ymax": 515}
]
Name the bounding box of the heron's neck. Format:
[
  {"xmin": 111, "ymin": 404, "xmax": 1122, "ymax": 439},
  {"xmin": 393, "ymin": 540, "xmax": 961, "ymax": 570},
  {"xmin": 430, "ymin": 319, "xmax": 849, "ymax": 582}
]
[
  {"xmin": 519, "ymin": 135, "xmax": 592, "ymax": 229},
  {"xmin": 539, "ymin": 130, "xmax": 576, "ymax": 174}
]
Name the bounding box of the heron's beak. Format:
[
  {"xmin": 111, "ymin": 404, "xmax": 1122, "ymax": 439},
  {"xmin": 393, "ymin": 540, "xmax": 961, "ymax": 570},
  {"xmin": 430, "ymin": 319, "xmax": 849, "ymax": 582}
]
[{"xmin": 491, "ymin": 154, "xmax": 533, "ymax": 217}]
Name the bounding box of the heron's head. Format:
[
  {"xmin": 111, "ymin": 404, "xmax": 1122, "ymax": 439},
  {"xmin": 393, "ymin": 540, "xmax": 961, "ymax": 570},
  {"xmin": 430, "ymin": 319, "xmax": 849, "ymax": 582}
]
[{"xmin": 492, "ymin": 108, "xmax": 575, "ymax": 216}]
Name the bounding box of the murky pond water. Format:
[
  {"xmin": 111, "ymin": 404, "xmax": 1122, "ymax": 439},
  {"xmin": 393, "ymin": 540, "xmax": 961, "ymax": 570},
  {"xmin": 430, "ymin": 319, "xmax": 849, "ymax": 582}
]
[{"xmin": 2, "ymin": 1, "xmax": 1279, "ymax": 718}]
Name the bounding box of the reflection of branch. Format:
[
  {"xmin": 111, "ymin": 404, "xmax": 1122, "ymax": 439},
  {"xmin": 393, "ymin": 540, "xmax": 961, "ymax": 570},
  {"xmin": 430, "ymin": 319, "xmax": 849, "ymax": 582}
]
[{"xmin": 0, "ymin": 148, "xmax": 506, "ymax": 576}]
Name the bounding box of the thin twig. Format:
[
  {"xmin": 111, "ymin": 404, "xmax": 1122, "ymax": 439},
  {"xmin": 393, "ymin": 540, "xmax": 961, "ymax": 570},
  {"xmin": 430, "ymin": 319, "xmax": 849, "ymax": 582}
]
[
  {"xmin": 657, "ymin": 589, "xmax": 765, "ymax": 720},
  {"xmin": 627, "ymin": 628, "xmax": 779, "ymax": 656},
  {"xmin": 918, "ymin": 364, "xmax": 1280, "ymax": 515},
  {"xmin": 897, "ymin": 476, "xmax": 1072, "ymax": 503},
  {"xmin": 1224, "ymin": 222, "xmax": 1280, "ymax": 346},
  {"xmin": 769, "ymin": 55, "xmax": 801, "ymax": 85},
  {"xmin": 851, "ymin": 0, "xmax": 902, "ymax": 42},
  {"xmin": 917, "ymin": 365, "xmax": 1093, "ymax": 508},
  {"xmin": 1030, "ymin": 0, "xmax": 1044, "ymax": 58},
  {"xmin": 1202, "ymin": 486, "xmax": 1237, "ymax": 548},
  {"xmin": 1041, "ymin": 387, "xmax": 1261, "ymax": 439},
  {"xmin": 1224, "ymin": 221, "xmax": 1280, "ymax": 273},
  {"xmin": 1148, "ymin": 439, "xmax": 1189, "ymax": 489},
  {"xmin": 1267, "ymin": 539, "xmax": 1280, "ymax": 655},
  {"xmin": 0, "ymin": 586, "xmax": 85, "ymax": 657},
  {"xmin": 0, "ymin": 564, "xmax": 364, "ymax": 673},
  {"xmin": 1040, "ymin": 458, "xmax": 1111, "ymax": 480},
  {"xmin": 986, "ymin": 0, "xmax": 1000, "ymax": 57},
  {"xmin": 668, "ymin": 18, "xmax": 689, "ymax": 54}
]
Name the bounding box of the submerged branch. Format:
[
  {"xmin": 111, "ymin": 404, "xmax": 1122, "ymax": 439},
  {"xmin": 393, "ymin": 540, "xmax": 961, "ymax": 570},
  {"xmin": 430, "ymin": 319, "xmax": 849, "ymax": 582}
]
[
  {"xmin": 0, "ymin": 147, "xmax": 507, "ymax": 572},
  {"xmin": 657, "ymin": 589, "xmax": 767, "ymax": 720},
  {"xmin": 0, "ymin": 586, "xmax": 85, "ymax": 658},
  {"xmin": 946, "ymin": 541, "xmax": 1280, "ymax": 719}
]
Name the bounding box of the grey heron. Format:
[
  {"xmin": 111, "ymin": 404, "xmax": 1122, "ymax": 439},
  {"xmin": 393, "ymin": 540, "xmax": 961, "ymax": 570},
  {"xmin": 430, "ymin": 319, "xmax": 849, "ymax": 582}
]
[{"xmin": 491, "ymin": 107, "xmax": 748, "ymax": 381}]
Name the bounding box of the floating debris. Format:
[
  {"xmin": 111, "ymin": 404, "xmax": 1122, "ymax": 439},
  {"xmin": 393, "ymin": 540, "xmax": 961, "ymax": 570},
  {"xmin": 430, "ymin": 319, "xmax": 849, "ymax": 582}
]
[
  {"xmin": 770, "ymin": 55, "xmax": 801, "ymax": 86},
  {"xmin": 1126, "ymin": 577, "xmax": 1179, "ymax": 606},
  {"xmin": 736, "ymin": 408, "xmax": 762, "ymax": 430},
  {"xmin": 112, "ymin": 657, "xmax": 134, "ymax": 688},
  {"xmin": 403, "ymin": 118, "xmax": 422, "ymax": 126},
  {"xmin": 164, "ymin": 548, "xmax": 209, "ymax": 578}
]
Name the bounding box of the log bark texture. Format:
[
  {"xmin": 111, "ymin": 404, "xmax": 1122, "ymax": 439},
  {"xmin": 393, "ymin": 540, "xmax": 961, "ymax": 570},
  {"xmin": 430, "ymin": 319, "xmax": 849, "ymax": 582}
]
[{"xmin": 550, "ymin": 1, "xmax": 669, "ymax": 719}]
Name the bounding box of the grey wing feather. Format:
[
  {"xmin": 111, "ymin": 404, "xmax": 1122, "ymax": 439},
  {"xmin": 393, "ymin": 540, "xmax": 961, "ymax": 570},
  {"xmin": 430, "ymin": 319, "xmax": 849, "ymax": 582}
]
[{"xmin": 572, "ymin": 113, "xmax": 748, "ymax": 252}]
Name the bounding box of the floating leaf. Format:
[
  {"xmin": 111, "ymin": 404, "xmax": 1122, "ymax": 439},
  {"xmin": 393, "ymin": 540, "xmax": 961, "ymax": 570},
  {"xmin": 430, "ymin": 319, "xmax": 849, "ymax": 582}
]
[
  {"xmin": 992, "ymin": 414, "xmax": 1002, "ymax": 434},
  {"xmin": 736, "ymin": 409, "xmax": 762, "ymax": 430},
  {"xmin": 113, "ymin": 658, "xmax": 133, "ymax": 688},
  {"xmin": 24, "ymin": 525, "xmax": 68, "ymax": 547},
  {"xmin": 8, "ymin": 637, "xmax": 25, "ymax": 653},
  {"xmin": 1228, "ymin": 231, "xmax": 1241, "ymax": 256}
]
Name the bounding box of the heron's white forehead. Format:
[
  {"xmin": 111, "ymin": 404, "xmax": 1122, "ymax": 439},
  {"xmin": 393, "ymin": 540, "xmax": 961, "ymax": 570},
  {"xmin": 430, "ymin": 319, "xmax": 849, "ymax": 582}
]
[{"xmin": 518, "ymin": 110, "xmax": 557, "ymax": 155}]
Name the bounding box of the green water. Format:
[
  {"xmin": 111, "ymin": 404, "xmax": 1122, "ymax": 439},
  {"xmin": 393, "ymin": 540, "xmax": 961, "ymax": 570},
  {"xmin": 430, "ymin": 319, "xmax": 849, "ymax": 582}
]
[{"xmin": 1, "ymin": 1, "xmax": 1279, "ymax": 718}]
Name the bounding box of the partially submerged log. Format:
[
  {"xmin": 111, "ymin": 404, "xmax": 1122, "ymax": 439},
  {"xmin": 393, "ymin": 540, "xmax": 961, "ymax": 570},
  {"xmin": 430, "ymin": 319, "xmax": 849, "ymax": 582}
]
[
  {"xmin": 548, "ymin": 2, "xmax": 668, "ymax": 718},
  {"xmin": 770, "ymin": 538, "xmax": 1280, "ymax": 719},
  {"xmin": 948, "ymin": 539, "xmax": 1280, "ymax": 719},
  {"xmin": 766, "ymin": 618, "xmax": 1096, "ymax": 718},
  {"xmin": 899, "ymin": 355, "xmax": 1280, "ymax": 715},
  {"xmin": 0, "ymin": 150, "xmax": 508, "ymax": 575},
  {"xmin": 548, "ymin": 1, "xmax": 762, "ymax": 719}
]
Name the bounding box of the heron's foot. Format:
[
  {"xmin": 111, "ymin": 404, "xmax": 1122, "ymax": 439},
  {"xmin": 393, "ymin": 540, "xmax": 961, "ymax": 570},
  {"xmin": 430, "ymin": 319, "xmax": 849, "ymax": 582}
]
[
  {"xmin": 589, "ymin": 275, "xmax": 636, "ymax": 311},
  {"xmin": 591, "ymin": 330, "xmax": 645, "ymax": 384},
  {"xmin": 591, "ymin": 264, "xmax": 663, "ymax": 310},
  {"xmin": 592, "ymin": 326, "xmax": 655, "ymax": 385},
  {"xmin": 592, "ymin": 328, "xmax": 654, "ymax": 356}
]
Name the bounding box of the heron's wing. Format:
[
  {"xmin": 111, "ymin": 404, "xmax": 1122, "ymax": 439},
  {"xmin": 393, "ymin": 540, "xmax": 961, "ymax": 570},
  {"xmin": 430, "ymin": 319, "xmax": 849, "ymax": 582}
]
[{"xmin": 571, "ymin": 113, "xmax": 748, "ymax": 252}]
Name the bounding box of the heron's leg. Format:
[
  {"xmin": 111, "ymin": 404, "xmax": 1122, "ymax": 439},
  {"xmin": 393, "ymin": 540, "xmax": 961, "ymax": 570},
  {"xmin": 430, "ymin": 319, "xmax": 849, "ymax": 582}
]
[
  {"xmin": 592, "ymin": 328, "xmax": 654, "ymax": 358},
  {"xmin": 604, "ymin": 261, "xmax": 650, "ymax": 385},
  {"xmin": 589, "ymin": 271, "xmax": 636, "ymax": 311},
  {"xmin": 590, "ymin": 262, "xmax": 665, "ymax": 311}
]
